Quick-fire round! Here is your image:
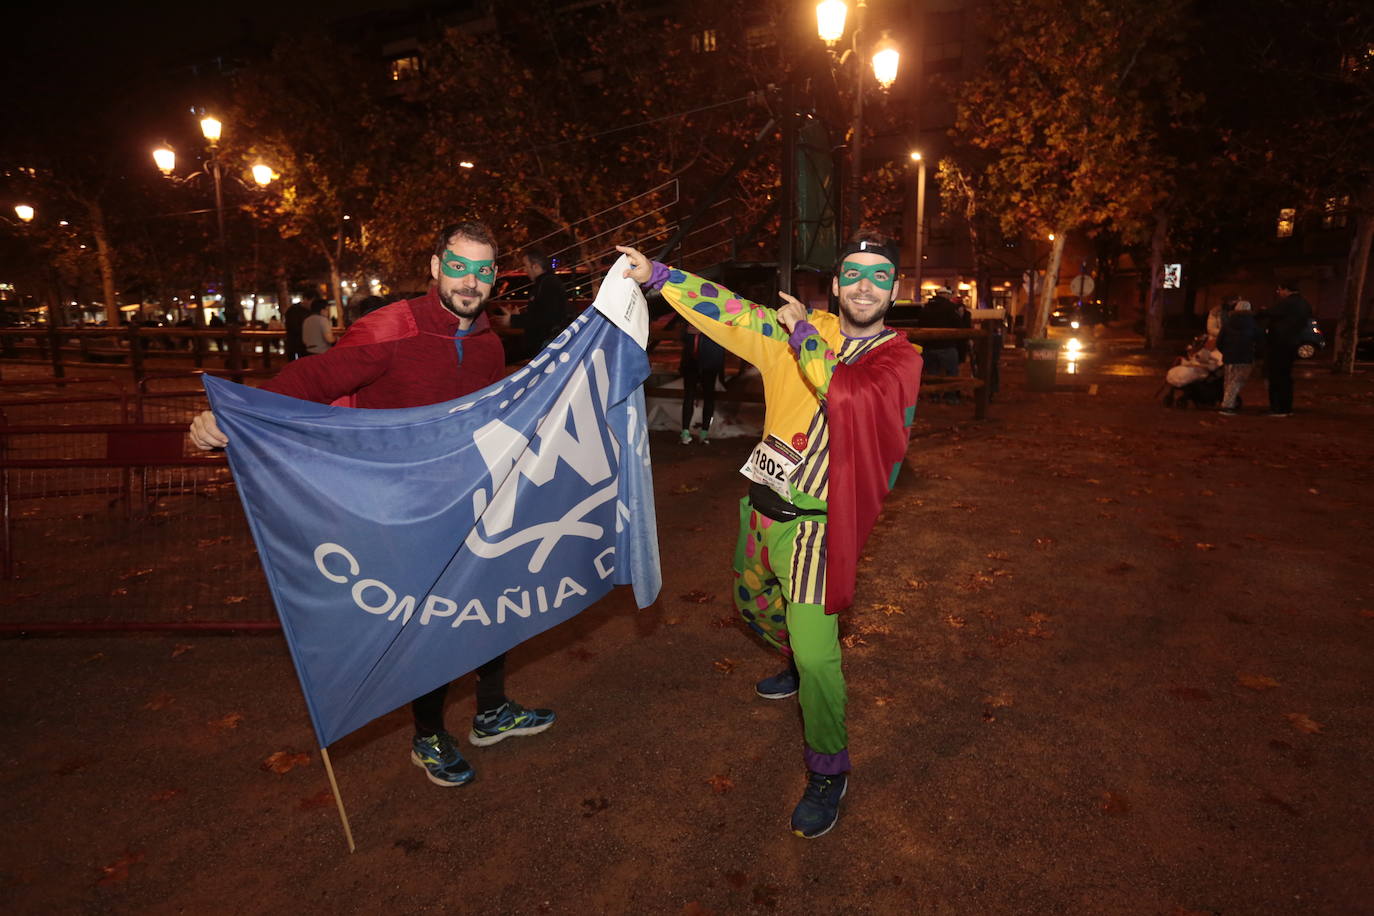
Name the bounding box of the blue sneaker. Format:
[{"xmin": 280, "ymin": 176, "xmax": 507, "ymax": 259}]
[
  {"xmin": 410, "ymin": 731, "xmax": 474, "ymax": 787},
  {"xmin": 791, "ymin": 771, "xmax": 848, "ymax": 838},
  {"xmin": 756, "ymin": 666, "xmax": 799, "ymax": 700},
  {"xmin": 468, "ymin": 700, "xmax": 556, "ymax": 747}
]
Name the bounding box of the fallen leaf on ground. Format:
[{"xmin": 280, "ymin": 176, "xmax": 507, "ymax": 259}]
[
  {"xmin": 712, "ymin": 658, "xmax": 736, "ymax": 673},
  {"xmin": 1099, "ymin": 792, "xmax": 1131, "ymax": 815},
  {"xmin": 1237, "ymin": 674, "xmax": 1280, "ymax": 691},
  {"xmin": 143, "ymin": 693, "xmax": 176, "ymax": 711},
  {"xmin": 945, "ymin": 615, "xmax": 967, "ymax": 629},
  {"xmin": 81, "ymin": 653, "xmax": 106, "ymax": 665},
  {"xmin": 1195, "ymin": 542, "xmax": 1217, "ymax": 551},
  {"xmin": 110, "ymin": 587, "xmax": 128, "ymax": 597},
  {"xmin": 581, "ymin": 797, "xmax": 610, "ymax": 816},
  {"xmin": 261, "ymin": 751, "xmax": 311, "ymax": 774},
  {"xmin": 841, "ymin": 633, "xmax": 868, "ymax": 648},
  {"xmin": 905, "ymin": 577, "xmax": 929, "ymax": 590},
  {"xmin": 95, "ymin": 852, "xmax": 144, "ymax": 886},
  {"xmin": 298, "ymin": 790, "xmax": 334, "ymax": 810},
  {"xmin": 1284, "ymin": 713, "xmax": 1324, "ymax": 734},
  {"xmin": 672, "ymin": 483, "xmax": 699, "ymax": 495},
  {"xmin": 983, "ymin": 693, "xmax": 1014, "ymax": 708},
  {"xmin": 209, "ymin": 712, "xmax": 244, "ymax": 731},
  {"xmin": 171, "ymin": 644, "xmax": 194, "ymax": 658},
  {"xmin": 1093, "ymin": 497, "xmax": 1119, "ymax": 505},
  {"xmin": 1033, "ymin": 537, "xmax": 1057, "ymax": 549},
  {"xmin": 663, "ymin": 617, "xmax": 681, "ymax": 626},
  {"xmin": 118, "ymin": 567, "xmax": 154, "ymax": 580},
  {"xmin": 148, "ymin": 788, "xmax": 183, "ymax": 802},
  {"xmin": 873, "ymin": 695, "xmax": 893, "ymax": 707},
  {"xmin": 709, "ymin": 615, "xmax": 737, "ymax": 629},
  {"xmin": 678, "ymin": 590, "xmax": 712, "ymax": 604},
  {"xmin": 872, "ymin": 603, "xmax": 905, "ymax": 615},
  {"xmin": 1026, "ymin": 612, "xmax": 1050, "ymax": 625},
  {"xmin": 706, "ymin": 774, "xmax": 734, "ymax": 794},
  {"xmin": 223, "ymin": 595, "xmax": 248, "ymax": 604},
  {"xmin": 985, "ymin": 551, "xmax": 1011, "ymax": 561}
]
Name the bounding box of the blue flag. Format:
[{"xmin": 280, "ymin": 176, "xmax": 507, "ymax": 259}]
[{"xmin": 204, "ymin": 306, "xmax": 661, "ymax": 747}]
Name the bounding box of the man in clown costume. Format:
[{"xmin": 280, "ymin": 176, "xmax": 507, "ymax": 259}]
[{"xmin": 617, "ymin": 232, "xmax": 921, "ymax": 838}]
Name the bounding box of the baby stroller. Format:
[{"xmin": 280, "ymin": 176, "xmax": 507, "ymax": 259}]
[{"xmin": 1160, "ymin": 335, "xmax": 1225, "ymax": 408}]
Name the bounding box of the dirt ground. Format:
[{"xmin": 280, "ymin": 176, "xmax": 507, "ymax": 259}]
[{"xmin": 2, "ymin": 347, "xmax": 1373, "ymax": 915}]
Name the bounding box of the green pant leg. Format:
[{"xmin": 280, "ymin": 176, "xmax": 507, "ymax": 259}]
[
  {"xmin": 733, "ymin": 496, "xmax": 794, "ymax": 654},
  {"xmin": 785, "ymin": 598, "xmax": 849, "ymax": 773}
]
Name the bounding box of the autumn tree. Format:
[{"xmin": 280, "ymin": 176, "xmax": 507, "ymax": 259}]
[{"xmin": 950, "ymin": 0, "xmax": 1193, "ymax": 340}]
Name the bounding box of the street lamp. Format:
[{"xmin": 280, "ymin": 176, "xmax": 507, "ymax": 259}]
[
  {"xmin": 151, "ymin": 115, "xmax": 273, "ymax": 325},
  {"xmin": 816, "ymin": 1, "xmax": 847, "ymax": 44},
  {"xmin": 909, "ymin": 151, "xmax": 926, "ymax": 299},
  {"xmin": 14, "ymin": 204, "xmax": 34, "ymax": 222},
  {"xmin": 816, "ymin": 0, "xmax": 900, "ymax": 236},
  {"xmin": 872, "ymin": 32, "xmax": 900, "ymax": 89}
]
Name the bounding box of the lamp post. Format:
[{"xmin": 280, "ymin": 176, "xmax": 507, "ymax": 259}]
[
  {"xmin": 816, "ymin": 1, "xmax": 900, "ymax": 238},
  {"xmin": 909, "ymin": 151, "xmax": 926, "ymax": 299},
  {"xmin": 151, "ymin": 115, "xmax": 274, "ymax": 326}
]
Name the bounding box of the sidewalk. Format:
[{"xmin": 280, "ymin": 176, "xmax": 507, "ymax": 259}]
[{"xmin": 2, "ymin": 356, "xmax": 1371, "ymax": 913}]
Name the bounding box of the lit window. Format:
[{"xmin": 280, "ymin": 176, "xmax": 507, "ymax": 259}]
[
  {"xmin": 1276, "ymin": 207, "xmax": 1296, "ymax": 239},
  {"xmin": 692, "ymin": 30, "xmax": 717, "ymax": 53},
  {"xmin": 389, "ymin": 55, "xmax": 421, "ymax": 81},
  {"xmin": 1321, "ymin": 195, "xmax": 1350, "ymax": 231}
]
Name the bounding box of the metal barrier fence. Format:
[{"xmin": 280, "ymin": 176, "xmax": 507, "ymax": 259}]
[{"xmin": 0, "ymin": 423, "xmax": 274, "ymax": 630}]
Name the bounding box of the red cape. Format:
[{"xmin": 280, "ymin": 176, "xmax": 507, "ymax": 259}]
[{"xmin": 824, "ymin": 333, "xmax": 923, "ymax": 614}]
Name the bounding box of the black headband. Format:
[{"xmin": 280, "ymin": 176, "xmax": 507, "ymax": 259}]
[{"xmin": 835, "ymin": 238, "xmax": 900, "ymax": 272}]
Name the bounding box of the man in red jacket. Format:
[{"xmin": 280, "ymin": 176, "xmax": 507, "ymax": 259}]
[{"xmin": 190, "ymin": 221, "xmax": 555, "ymax": 788}]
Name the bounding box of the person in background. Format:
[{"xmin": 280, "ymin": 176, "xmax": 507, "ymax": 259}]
[
  {"xmin": 1260, "ymin": 281, "xmax": 1313, "ymax": 417},
  {"xmin": 678, "ymin": 319, "xmax": 726, "ymax": 445},
  {"xmin": 284, "ymin": 297, "xmax": 310, "ymax": 361},
  {"xmin": 1217, "ymin": 300, "xmax": 1260, "ymax": 416},
  {"xmin": 515, "ymin": 246, "xmax": 569, "ymax": 359},
  {"xmin": 302, "ymin": 299, "xmax": 335, "ymax": 355}
]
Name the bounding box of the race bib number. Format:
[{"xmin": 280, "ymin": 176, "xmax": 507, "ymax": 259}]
[{"xmin": 740, "ymin": 435, "xmax": 804, "ymax": 500}]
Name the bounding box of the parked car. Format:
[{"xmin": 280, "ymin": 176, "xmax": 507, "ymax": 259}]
[{"xmin": 1049, "ymin": 297, "xmax": 1111, "ymax": 328}]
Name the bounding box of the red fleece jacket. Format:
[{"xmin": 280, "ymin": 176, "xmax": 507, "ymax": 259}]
[{"xmin": 260, "ymin": 289, "xmax": 506, "ymax": 409}]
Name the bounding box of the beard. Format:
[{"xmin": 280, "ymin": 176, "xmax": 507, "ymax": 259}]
[
  {"xmin": 440, "ymin": 283, "xmax": 488, "ymax": 319},
  {"xmin": 839, "ymin": 291, "xmax": 891, "ymax": 331}
]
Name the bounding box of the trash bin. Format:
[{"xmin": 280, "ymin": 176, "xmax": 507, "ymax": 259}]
[{"xmin": 1024, "ymin": 338, "xmax": 1061, "ymax": 392}]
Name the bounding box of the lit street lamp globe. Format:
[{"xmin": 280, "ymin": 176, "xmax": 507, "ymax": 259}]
[
  {"xmin": 816, "ymin": 0, "xmax": 847, "ymax": 45},
  {"xmin": 872, "ymin": 32, "xmax": 900, "ymax": 89},
  {"xmin": 152, "ymin": 147, "xmax": 176, "ymax": 174},
  {"xmin": 15, "ymin": 203, "xmax": 35, "ymax": 222},
  {"xmin": 200, "ymin": 116, "xmax": 223, "ymax": 144}
]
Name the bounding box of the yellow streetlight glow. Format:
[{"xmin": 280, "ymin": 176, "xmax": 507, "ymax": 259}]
[
  {"xmin": 251, "ymin": 163, "xmax": 276, "ymax": 187},
  {"xmin": 1047, "ymin": 232, "xmax": 1056, "ymax": 241},
  {"xmin": 15, "ymin": 204, "xmax": 35, "ymax": 222},
  {"xmin": 816, "ymin": 0, "xmax": 847, "ymax": 44},
  {"xmin": 459, "ymin": 160, "xmax": 475, "ymax": 169},
  {"xmin": 909, "ymin": 150, "xmax": 923, "ymax": 162},
  {"xmin": 871, "ymin": 32, "xmax": 900, "ymax": 89},
  {"xmin": 152, "ymin": 147, "xmax": 176, "ymax": 174},
  {"xmin": 200, "ymin": 116, "xmax": 223, "ymax": 143}
]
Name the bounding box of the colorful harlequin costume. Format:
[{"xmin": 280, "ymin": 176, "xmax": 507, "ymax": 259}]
[{"xmin": 644, "ymin": 262, "xmax": 922, "ymax": 775}]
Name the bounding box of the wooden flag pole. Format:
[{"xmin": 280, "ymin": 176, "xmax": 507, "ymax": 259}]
[{"xmin": 319, "ymin": 746, "xmax": 356, "ymax": 853}]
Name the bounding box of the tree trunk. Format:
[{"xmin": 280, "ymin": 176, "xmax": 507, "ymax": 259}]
[
  {"xmin": 1031, "ymin": 232, "xmax": 1066, "ymax": 339},
  {"xmin": 1146, "ymin": 210, "xmax": 1168, "ymax": 349},
  {"xmin": 86, "ymin": 199, "xmax": 119, "ymax": 326},
  {"xmin": 1333, "ymin": 204, "xmax": 1374, "ymax": 374}
]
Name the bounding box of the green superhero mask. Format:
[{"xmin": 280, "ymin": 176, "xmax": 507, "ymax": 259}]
[
  {"xmin": 838, "ymin": 260, "xmax": 896, "ymax": 291},
  {"xmin": 439, "ymin": 251, "xmax": 496, "ymax": 281}
]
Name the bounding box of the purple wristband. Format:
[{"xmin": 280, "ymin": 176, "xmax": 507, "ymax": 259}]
[
  {"xmin": 788, "ymin": 319, "xmax": 819, "ymax": 352},
  {"xmin": 644, "ymin": 261, "xmax": 670, "ymax": 292}
]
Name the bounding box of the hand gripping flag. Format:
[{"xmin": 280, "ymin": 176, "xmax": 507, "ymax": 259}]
[{"xmin": 205, "ymin": 260, "xmax": 660, "ymax": 747}]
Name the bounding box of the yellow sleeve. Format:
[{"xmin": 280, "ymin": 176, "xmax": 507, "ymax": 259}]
[{"xmin": 656, "ymin": 267, "xmax": 789, "ymax": 369}]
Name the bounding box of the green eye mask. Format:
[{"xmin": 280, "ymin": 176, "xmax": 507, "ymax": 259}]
[
  {"xmin": 838, "ymin": 260, "xmax": 896, "ymax": 290},
  {"xmin": 440, "ymin": 251, "xmax": 495, "ymax": 281}
]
